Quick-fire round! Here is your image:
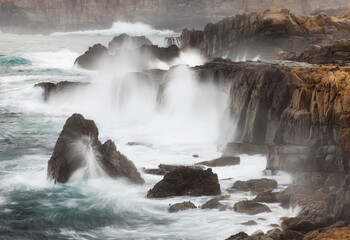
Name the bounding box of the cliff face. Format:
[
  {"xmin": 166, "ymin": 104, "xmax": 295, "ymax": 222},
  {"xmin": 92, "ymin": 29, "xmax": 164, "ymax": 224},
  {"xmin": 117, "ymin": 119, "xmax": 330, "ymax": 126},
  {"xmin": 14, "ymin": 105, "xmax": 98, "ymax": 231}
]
[
  {"xmin": 178, "ymin": 8, "xmax": 350, "ymax": 60},
  {"xmin": 1, "ymin": 0, "xmax": 350, "ymax": 33},
  {"xmin": 193, "ymin": 59, "xmax": 350, "ymax": 176}
]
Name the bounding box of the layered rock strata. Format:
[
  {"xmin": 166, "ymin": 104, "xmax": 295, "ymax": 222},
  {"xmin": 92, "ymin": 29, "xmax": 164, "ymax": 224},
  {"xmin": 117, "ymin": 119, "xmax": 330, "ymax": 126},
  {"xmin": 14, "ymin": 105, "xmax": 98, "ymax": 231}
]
[
  {"xmin": 1, "ymin": 0, "xmax": 350, "ymax": 33},
  {"xmin": 177, "ymin": 8, "xmax": 350, "ymax": 59}
]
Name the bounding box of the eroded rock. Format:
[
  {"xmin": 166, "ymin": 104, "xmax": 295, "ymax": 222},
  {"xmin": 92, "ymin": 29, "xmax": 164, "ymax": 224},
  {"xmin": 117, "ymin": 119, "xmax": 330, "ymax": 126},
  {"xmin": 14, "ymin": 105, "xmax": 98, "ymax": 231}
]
[
  {"xmin": 47, "ymin": 113, "xmax": 144, "ymax": 184},
  {"xmin": 233, "ymin": 200, "xmax": 271, "ymax": 215},
  {"xmin": 147, "ymin": 167, "xmax": 221, "ymax": 198},
  {"xmin": 195, "ymin": 156, "xmax": 240, "ymax": 167},
  {"xmin": 169, "ymin": 201, "xmax": 196, "ymax": 213}
]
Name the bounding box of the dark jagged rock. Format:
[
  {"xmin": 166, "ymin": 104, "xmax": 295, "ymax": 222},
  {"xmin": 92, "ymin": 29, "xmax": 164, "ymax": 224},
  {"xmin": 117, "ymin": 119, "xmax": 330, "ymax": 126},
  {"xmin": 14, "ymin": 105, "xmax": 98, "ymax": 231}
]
[
  {"xmin": 233, "ymin": 200, "xmax": 271, "ymax": 215},
  {"xmin": 47, "ymin": 113, "xmax": 144, "ymax": 184},
  {"xmin": 231, "ymin": 179, "xmax": 278, "ymax": 192},
  {"xmin": 201, "ymin": 195, "xmax": 230, "ymax": 210},
  {"xmin": 108, "ymin": 34, "xmax": 152, "ymax": 54},
  {"xmin": 266, "ymin": 228, "xmax": 283, "ymax": 240},
  {"xmin": 74, "ymin": 43, "xmax": 180, "ymax": 70},
  {"xmin": 225, "ymin": 232, "xmax": 250, "ymax": 240},
  {"xmin": 168, "ymin": 201, "xmax": 196, "ymax": 213},
  {"xmin": 74, "ymin": 44, "xmax": 109, "ymax": 70},
  {"xmin": 34, "ymin": 81, "xmax": 89, "ymax": 100},
  {"xmin": 143, "ymin": 164, "xmax": 204, "ymax": 176},
  {"xmin": 147, "ymin": 167, "xmax": 221, "ymax": 198},
  {"xmin": 140, "ymin": 44, "xmax": 180, "ymax": 63},
  {"xmin": 195, "ymin": 156, "xmax": 240, "ymax": 167},
  {"xmin": 178, "ymin": 8, "xmax": 350, "ymax": 59},
  {"xmin": 276, "ymin": 39, "xmax": 350, "ymax": 65}
]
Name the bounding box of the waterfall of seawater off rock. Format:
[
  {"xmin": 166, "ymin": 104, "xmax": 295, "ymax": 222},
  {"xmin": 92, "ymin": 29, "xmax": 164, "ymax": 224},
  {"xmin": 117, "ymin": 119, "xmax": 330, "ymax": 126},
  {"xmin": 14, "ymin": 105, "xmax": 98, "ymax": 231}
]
[{"xmin": 0, "ymin": 26, "xmax": 295, "ymax": 240}]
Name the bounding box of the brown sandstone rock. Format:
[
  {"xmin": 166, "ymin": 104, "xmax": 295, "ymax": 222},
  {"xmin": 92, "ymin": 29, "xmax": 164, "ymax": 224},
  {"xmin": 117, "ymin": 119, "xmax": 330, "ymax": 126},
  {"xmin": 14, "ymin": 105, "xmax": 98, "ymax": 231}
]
[{"xmin": 168, "ymin": 201, "xmax": 197, "ymax": 213}]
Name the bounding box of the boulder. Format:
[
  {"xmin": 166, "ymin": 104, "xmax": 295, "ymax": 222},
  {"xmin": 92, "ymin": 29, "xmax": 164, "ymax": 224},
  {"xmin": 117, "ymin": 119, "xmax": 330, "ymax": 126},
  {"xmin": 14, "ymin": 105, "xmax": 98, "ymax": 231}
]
[
  {"xmin": 47, "ymin": 113, "xmax": 144, "ymax": 184},
  {"xmin": 225, "ymin": 232, "xmax": 250, "ymax": 240},
  {"xmin": 74, "ymin": 44, "xmax": 109, "ymax": 70},
  {"xmin": 201, "ymin": 195, "xmax": 230, "ymax": 210},
  {"xmin": 195, "ymin": 156, "xmax": 240, "ymax": 167},
  {"xmin": 232, "ymin": 179, "xmax": 278, "ymax": 192},
  {"xmin": 147, "ymin": 167, "xmax": 221, "ymax": 198},
  {"xmin": 266, "ymin": 228, "xmax": 283, "ymax": 240},
  {"xmin": 254, "ymin": 190, "xmax": 279, "ymax": 203},
  {"xmin": 233, "ymin": 200, "xmax": 271, "ymax": 215},
  {"xmin": 108, "ymin": 34, "xmax": 152, "ymax": 54},
  {"xmin": 241, "ymin": 220, "xmax": 257, "ymax": 226},
  {"xmin": 283, "ymin": 230, "xmax": 305, "ymax": 240},
  {"xmin": 168, "ymin": 201, "xmax": 196, "ymax": 213}
]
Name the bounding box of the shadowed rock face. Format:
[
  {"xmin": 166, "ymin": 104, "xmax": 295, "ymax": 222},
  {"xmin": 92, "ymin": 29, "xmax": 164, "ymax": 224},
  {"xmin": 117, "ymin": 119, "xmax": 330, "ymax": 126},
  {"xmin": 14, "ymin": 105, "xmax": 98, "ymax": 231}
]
[
  {"xmin": 147, "ymin": 167, "xmax": 221, "ymax": 198},
  {"xmin": 276, "ymin": 39, "xmax": 350, "ymax": 64},
  {"xmin": 178, "ymin": 8, "xmax": 350, "ymax": 59},
  {"xmin": 47, "ymin": 113, "xmax": 144, "ymax": 184},
  {"xmin": 34, "ymin": 81, "xmax": 89, "ymax": 100},
  {"xmin": 74, "ymin": 44, "xmax": 109, "ymax": 70},
  {"xmin": 108, "ymin": 34, "xmax": 152, "ymax": 54}
]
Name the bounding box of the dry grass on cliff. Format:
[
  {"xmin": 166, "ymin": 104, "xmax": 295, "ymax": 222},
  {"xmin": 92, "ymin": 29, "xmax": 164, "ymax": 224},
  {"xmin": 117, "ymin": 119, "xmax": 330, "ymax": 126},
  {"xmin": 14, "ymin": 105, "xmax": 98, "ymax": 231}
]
[{"xmin": 304, "ymin": 225, "xmax": 350, "ymax": 240}]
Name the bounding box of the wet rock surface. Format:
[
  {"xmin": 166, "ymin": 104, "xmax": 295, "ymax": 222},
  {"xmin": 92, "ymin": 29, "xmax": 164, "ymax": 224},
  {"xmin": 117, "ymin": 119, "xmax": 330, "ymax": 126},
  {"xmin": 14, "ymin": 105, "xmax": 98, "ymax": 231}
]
[
  {"xmin": 226, "ymin": 232, "xmax": 250, "ymax": 240},
  {"xmin": 201, "ymin": 195, "xmax": 230, "ymax": 210},
  {"xmin": 231, "ymin": 179, "xmax": 278, "ymax": 192},
  {"xmin": 233, "ymin": 200, "xmax": 271, "ymax": 215},
  {"xmin": 178, "ymin": 8, "xmax": 350, "ymax": 59},
  {"xmin": 147, "ymin": 167, "xmax": 221, "ymax": 198},
  {"xmin": 74, "ymin": 44, "xmax": 109, "ymax": 70},
  {"xmin": 143, "ymin": 164, "xmax": 203, "ymax": 176},
  {"xmin": 168, "ymin": 201, "xmax": 197, "ymax": 213},
  {"xmin": 34, "ymin": 81, "xmax": 89, "ymax": 101},
  {"xmin": 108, "ymin": 34, "xmax": 152, "ymax": 54},
  {"xmin": 47, "ymin": 113, "xmax": 144, "ymax": 184},
  {"xmin": 276, "ymin": 39, "xmax": 350, "ymax": 64},
  {"xmin": 195, "ymin": 156, "xmax": 240, "ymax": 167}
]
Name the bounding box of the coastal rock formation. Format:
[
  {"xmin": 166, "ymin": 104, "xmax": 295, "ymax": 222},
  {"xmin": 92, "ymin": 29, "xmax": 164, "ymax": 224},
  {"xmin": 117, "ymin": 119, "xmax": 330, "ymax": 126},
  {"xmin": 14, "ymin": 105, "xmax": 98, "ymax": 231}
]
[
  {"xmin": 47, "ymin": 113, "xmax": 144, "ymax": 184},
  {"xmin": 1, "ymin": 0, "xmax": 350, "ymax": 33},
  {"xmin": 201, "ymin": 195, "xmax": 230, "ymax": 210},
  {"xmin": 169, "ymin": 201, "xmax": 197, "ymax": 213},
  {"xmin": 233, "ymin": 200, "xmax": 272, "ymax": 215},
  {"xmin": 74, "ymin": 44, "xmax": 109, "ymax": 70},
  {"xmin": 195, "ymin": 156, "xmax": 240, "ymax": 167},
  {"xmin": 276, "ymin": 39, "xmax": 350, "ymax": 65},
  {"xmin": 231, "ymin": 179, "xmax": 278, "ymax": 192},
  {"xmin": 147, "ymin": 167, "xmax": 221, "ymax": 198},
  {"xmin": 108, "ymin": 34, "xmax": 152, "ymax": 54},
  {"xmin": 34, "ymin": 81, "xmax": 89, "ymax": 100},
  {"xmin": 74, "ymin": 41, "xmax": 180, "ymax": 70},
  {"xmin": 178, "ymin": 8, "xmax": 350, "ymax": 59},
  {"xmin": 143, "ymin": 164, "xmax": 203, "ymax": 176}
]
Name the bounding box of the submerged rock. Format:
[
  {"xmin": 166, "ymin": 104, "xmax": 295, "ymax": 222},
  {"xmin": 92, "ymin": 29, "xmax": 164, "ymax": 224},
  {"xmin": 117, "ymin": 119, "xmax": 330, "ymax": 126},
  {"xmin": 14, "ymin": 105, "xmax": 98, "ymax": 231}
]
[
  {"xmin": 47, "ymin": 113, "xmax": 144, "ymax": 184},
  {"xmin": 169, "ymin": 201, "xmax": 197, "ymax": 213},
  {"xmin": 241, "ymin": 220, "xmax": 257, "ymax": 226},
  {"xmin": 233, "ymin": 200, "xmax": 271, "ymax": 215},
  {"xmin": 201, "ymin": 195, "xmax": 230, "ymax": 210},
  {"xmin": 147, "ymin": 167, "xmax": 221, "ymax": 198},
  {"xmin": 195, "ymin": 156, "xmax": 240, "ymax": 167}
]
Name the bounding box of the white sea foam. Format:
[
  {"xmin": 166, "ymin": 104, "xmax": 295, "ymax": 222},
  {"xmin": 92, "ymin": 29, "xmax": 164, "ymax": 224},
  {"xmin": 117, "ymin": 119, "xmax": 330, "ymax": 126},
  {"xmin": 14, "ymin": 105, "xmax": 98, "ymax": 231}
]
[{"xmin": 50, "ymin": 22, "xmax": 175, "ymax": 37}]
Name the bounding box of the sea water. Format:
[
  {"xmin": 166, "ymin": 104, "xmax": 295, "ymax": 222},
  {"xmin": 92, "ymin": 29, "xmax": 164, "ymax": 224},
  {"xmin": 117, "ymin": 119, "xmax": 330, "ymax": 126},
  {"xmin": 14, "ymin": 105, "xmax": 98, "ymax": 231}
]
[{"xmin": 0, "ymin": 23, "xmax": 296, "ymax": 240}]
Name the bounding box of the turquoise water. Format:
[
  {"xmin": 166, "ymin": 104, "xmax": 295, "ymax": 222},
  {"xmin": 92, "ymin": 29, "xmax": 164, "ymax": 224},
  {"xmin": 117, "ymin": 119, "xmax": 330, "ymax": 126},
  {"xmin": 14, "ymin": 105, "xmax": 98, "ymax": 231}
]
[{"xmin": 0, "ymin": 31, "xmax": 296, "ymax": 240}]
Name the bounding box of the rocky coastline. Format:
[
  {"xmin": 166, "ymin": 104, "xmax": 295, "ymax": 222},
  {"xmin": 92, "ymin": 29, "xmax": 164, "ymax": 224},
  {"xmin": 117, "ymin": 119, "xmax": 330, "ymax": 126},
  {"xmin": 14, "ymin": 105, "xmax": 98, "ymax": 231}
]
[{"xmin": 33, "ymin": 6, "xmax": 350, "ymax": 240}]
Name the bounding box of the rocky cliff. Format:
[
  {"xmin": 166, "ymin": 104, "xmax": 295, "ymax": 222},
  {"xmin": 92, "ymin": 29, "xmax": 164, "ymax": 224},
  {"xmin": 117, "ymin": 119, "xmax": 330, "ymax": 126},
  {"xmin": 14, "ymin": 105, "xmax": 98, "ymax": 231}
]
[
  {"xmin": 177, "ymin": 8, "xmax": 350, "ymax": 60},
  {"xmin": 1, "ymin": 0, "xmax": 350, "ymax": 33}
]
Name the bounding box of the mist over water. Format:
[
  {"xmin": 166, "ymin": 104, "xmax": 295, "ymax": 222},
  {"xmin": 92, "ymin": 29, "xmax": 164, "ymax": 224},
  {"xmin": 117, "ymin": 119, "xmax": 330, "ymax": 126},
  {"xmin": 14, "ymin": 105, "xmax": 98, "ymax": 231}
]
[{"xmin": 0, "ymin": 24, "xmax": 294, "ymax": 240}]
